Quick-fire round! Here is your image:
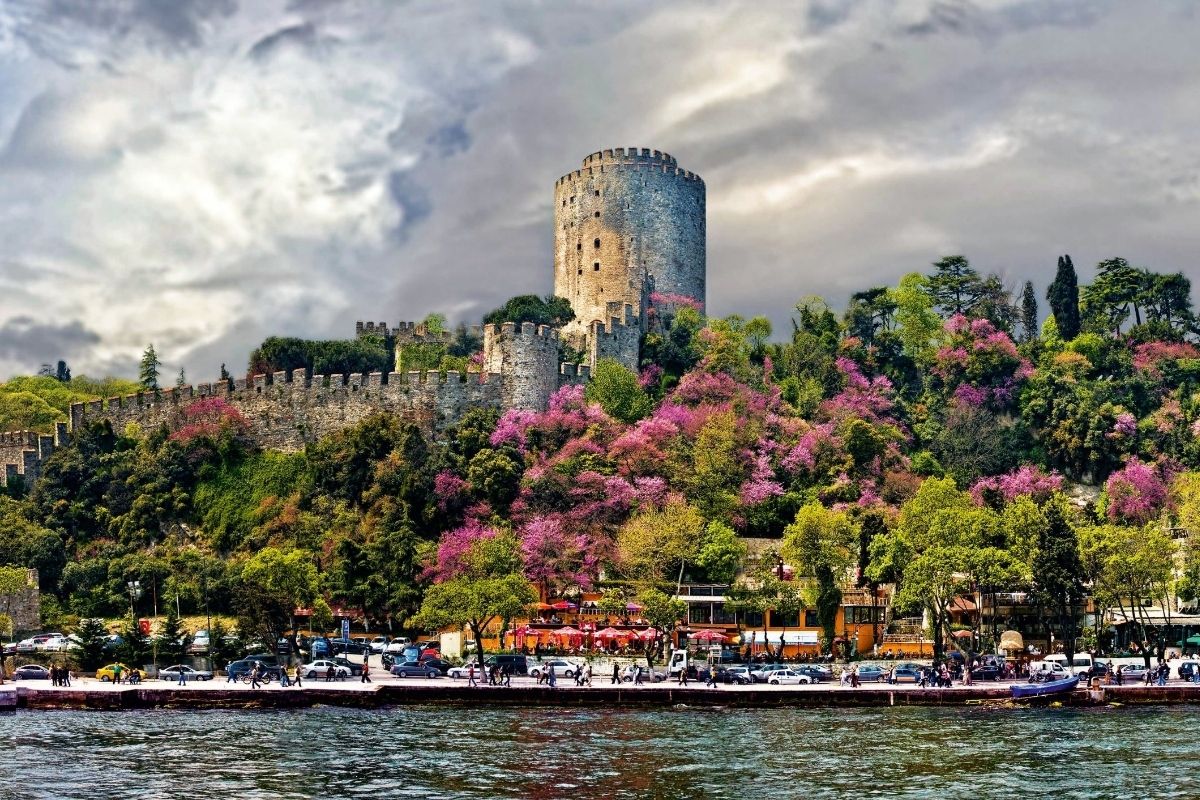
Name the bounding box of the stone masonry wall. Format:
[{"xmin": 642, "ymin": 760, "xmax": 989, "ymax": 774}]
[
  {"xmin": 553, "ymin": 147, "xmax": 705, "ymax": 348},
  {"xmin": 589, "ymin": 302, "xmax": 641, "ymax": 372},
  {"xmin": 70, "ymin": 370, "xmax": 506, "ymax": 453},
  {"xmin": 0, "ymin": 426, "xmax": 67, "ymax": 491},
  {"xmin": 0, "ymin": 569, "xmax": 39, "ymax": 633}
]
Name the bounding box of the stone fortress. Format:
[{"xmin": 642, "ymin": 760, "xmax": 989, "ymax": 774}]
[{"xmin": 0, "ymin": 148, "xmax": 705, "ymax": 488}]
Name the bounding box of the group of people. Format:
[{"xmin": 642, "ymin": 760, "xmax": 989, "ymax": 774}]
[
  {"xmin": 465, "ymin": 662, "xmax": 513, "ymax": 687},
  {"xmin": 50, "ymin": 664, "xmax": 72, "ymax": 686}
]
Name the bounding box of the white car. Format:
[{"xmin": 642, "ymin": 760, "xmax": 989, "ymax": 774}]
[
  {"xmin": 767, "ymin": 669, "xmax": 813, "ymax": 685},
  {"xmin": 750, "ymin": 664, "xmax": 790, "ymax": 682},
  {"xmin": 369, "ymin": 637, "xmax": 389, "ymax": 654},
  {"xmin": 528, "ymin": 659, "xmax": 581, "ymax": 680},
  {"xmin": 621, "ymin": 664, "xmax": 667, "ymax": 683},
  {"xmin": 35, "ymin": 634, "xmax": 72, "ymax": 652},
  {"xmin": 301, "ymin": 659, "xmax": 351, "ymax": 680},
  {"xmin": 384, "ymin": 638, "xmax": 411, "ymax": 655},
  {"xmin": 447, "ymin": 664, "xmax": 477, "ymax": 679},
  {"xmin": 190, "ymin": 631, "xmax": 211, "ymax": 653}
]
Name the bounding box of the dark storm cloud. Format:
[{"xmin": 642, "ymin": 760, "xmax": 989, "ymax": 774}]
[
  {"xmin": 0, "ymin": 0, "xmax": 1198, "ymax": 380},
  {"xmin": 0, "ymin": 317, "xmax": 101, "ymax": 362}
]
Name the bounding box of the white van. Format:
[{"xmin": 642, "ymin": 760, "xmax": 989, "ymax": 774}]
[
  {"xmin": 1043, "ymin": 653, "xmax": 1093, "ymax": 677},
  {"xmin": 1028, "ymin": 660, "xmax": 1070, "ymax": 679}
]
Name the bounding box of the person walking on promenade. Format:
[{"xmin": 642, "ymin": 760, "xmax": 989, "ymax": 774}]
[
  {"xmin": 293, "ymin": 663, "xmax": 302, "ymax": 688},
  {"xmin": 178, "ymin": 666, "xmax": 187, "ymax": 686},
  {"xmin": 611, "ymin": 663, "xmax": 620, "ymax": 685},
  {"xmin": 279, "ymin": 664, "xmax": 290, "ymax": 687},
  {"xmin": 326, "ymin": 664, "xmax": 335, "ymax": 682},
  {"xmin": 64, "ymin": 668, "xmax": 72, "ymax": 687},
  {"xmin": 468, "ymin": 663, "xmax": 477, "ymax": 687},
  {"xmin": 226, "ymin": 663, "xmax": 236, "ymax": 684},
  {"xmin": 850, "ymin": 667, "xmax": 860, "ymax": 688},
  {"xmin": 678, "ymin": 665, "xmax": 688, "ymax": 686},
  {"xmin": 634, "ymin": 665, "xmax": 643, "ymax": 686},
  {"xmin": 584, "ymin": 663, "xmax": 592, "ymax": 686},
  {"xmin": 548, "ymin": 667, "xmax": 557, "ymax": 689},
  {"xmin": 502, "ymin": 665, "xmax": 512, "ymax": 687},
  {"xmin": 250, "ymin": 664, "xmax": 261, "ymax": 689},
  {"xmin": 361, "ymin": 661, "xmax": 371, "ymax": 684},
  {"xmin": 113, "ymin": 663, "xmax": 123, "ymax": 685}
]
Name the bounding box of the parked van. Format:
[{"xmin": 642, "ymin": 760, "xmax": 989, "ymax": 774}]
[
  {"xmin": 1028, "ymin": 660, "xmax": 1070, "ymax": 679},
  {"xmin": 484, "ymin": 654, "xmax": 529, "ymax": 675},
  {"xmin": 1043, "ymin": 653, "xmax": 1094, "ymax": 677}
]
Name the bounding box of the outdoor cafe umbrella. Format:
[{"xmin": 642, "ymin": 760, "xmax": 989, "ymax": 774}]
[
  {"xmin": 690, "ymin": 629, "xmax": 727, "ymax": 643},
  {"xmin": 553, "ymin": 626, "xmax": 584, "ymax": 639},
  {"xmin": 534, "ymin": 602, "xmax": 553, "ymax": 611},
  {"xmin": 626, "ymin": 603, "xmax": 643, "ymax": 611},
  {"xmin": 1182, "ymin": 634, "xmax": 1200, "ymax": 647},
  {"xmin": 637, "ymin": 628, "xmax": 658, "ymax": 641},
  {"xmin": 952, "ymin": 630, "xmax": 974, "ymax": 640},
  {"xmin": 594, "ymin": 627, "xmax": 630, "ymax": 640},
  {"xmin": 551, "ymin": 601, "xmax": 578, "ymax": 611}
]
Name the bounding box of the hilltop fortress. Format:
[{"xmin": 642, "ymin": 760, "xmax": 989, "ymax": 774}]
[{"xmin": 0, "ymin": 148, "xmax": 705, "ymax": 488}]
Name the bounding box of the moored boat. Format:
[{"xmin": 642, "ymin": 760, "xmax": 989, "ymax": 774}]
[{"xmin": 1011, "ymin": 674, "xmax": 1080, "ymax": 700}]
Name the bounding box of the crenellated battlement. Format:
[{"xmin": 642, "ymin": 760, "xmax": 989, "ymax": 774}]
[
  {"xmin": 556, "ymin": 163, "xmax": 704, "ymax": 186},
  {"xmin": 583, "ymin": 147, "xmax": 677, "ymax": 168},
  {"xmin": 0, "ymin": 422, "xmax": 69, "ymax": 490}
]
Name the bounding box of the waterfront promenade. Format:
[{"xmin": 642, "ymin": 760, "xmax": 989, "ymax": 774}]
[{"xmin": 4, "ymin": 671, "xmax": 1200, "ymax": 711}]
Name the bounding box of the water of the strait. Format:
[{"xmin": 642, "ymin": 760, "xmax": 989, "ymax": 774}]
[{"xmin": 0, "ymin": 704, "xmax": 1195, "ymax": 799}]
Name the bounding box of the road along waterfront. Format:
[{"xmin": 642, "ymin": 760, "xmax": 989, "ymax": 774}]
[{"xmin": 2, "ymin": 703, "xmax": 1199, "ymax": 799}]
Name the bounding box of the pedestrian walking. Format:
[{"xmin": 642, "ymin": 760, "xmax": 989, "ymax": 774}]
[
  {"xmin": 503, "ymin": 665, "xmax": 512, "ymax": 687},
  {"xmin": 678, "ymin": 666, "xmax": 688, "ymax": 686},
  {"xmin": 326, "ymin": 664, "xmax": 335, "ymax": 682},
  {"xmin": 279, "ymin": 665, "xmax": 290, "ymax": 687},
  {"xmin": 705, "ymin": 667, "xmax": 717, "ymax": 688},
  {"xmin": 634, "ymin": 665, "xmax": 643, "ymax": 686},
  {"xmin": 294, "ymin": 663, "xmax": 302, "ymax": 688},
  {"xmin": 468, "ymin": 663, "xmax": 477, "ymax": 687},
  {"xmin": 361, "ymin": 661, "xmax": 371, "ymax": 683},
  {"xmin": 850, "ymin": 667, "xmax": 860, "ymax": 688},
  {"xmin": 611, "ymin": 663, "xmax": 620, "ymax": 685},
  {"xmin": 250, "ymin": 664, "xmax": 261, "ymax": 689},
  {"xmin": 548, "ymin": 667, "xmax": 557, "ymax": 689},
  {"xmin": 178, "ymin": 667, "xmax": 187, "ymax": 686},
  {"xmin": 584, "ymin": 664, "xmax": 592, "ymax": 686},
  {"xmin": 113, "ymin": 664, "xmax": 123, "ymax": 685},
  {"xmin": 226, "ymin": 663, "xmax": 236, "ymax": 683},
  {"xmin": 64, "ymin": 669, "xmax": 72, "ymax": 687}
]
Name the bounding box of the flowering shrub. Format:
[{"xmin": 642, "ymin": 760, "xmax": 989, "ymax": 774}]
[
  {"xmin": 425, "ymin": 520, "xmax": 498, "ymax": 581},
  {"xmin": 649, "ymin": 291, "xmax": 704, "ymax": 313},
  {"xmin": 970, "ymin": 465, "xmax": 1063, "ymax": 505},
  {"xmin": 1133, "ymin": 341, "xmax": 1200, "ymax": 379},
  {"xmin": 931, "ymin": 314, "xmax": 1032, "ymax": 410},
  {"xmin": 170, "ymin": 397, "xmax": 250, "ymax": 443},
  {"xmin": 1105, "ymin": 458, "xmax": 1169, "ymax": 524}
]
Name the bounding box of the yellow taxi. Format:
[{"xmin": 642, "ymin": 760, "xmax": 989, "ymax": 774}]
[{"xmin": 96, "ymin": 663, "xmax": 147, "ymax": 683}]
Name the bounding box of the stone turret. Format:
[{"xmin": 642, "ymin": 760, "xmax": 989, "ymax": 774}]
[
  {"xmin": 553, "ymin": 147, "xmax": 706, "ymax": 367},
  {"xmin": 482, "ymin": 322, "xmax": 562, "ymax": 411}
]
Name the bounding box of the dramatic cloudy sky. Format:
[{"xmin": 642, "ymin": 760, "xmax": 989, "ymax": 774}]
[{"xmin": 1, "ymin": 0, "xmax": 1198, "ymax": 380}]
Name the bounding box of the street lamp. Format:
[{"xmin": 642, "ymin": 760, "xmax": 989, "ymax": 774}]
[{"xmin": 127, "ymin": 580, "xmax": 143, "ymax": 623}]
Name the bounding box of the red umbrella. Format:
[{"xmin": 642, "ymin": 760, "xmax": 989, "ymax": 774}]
[
  {"xmin": 553, "ymin": 626, "xmax": 583, "ymax": 637},
  {"xmin": 690, "ymin": 629, "xmax": 727, "ymax": 643},
  {"xmin": 594, "ymin": 627, "xmax": 630, "ymax": 640},
  {"xmin": 952, "ymin": 629, "xmax": 974, "ymax": 639},
  {"xmin": 637, "ymin": 628, "xmax": 658, "ymax": 641},
  {"xmin": 551, "ymin": 600, "xmax": 577, "ymax": 611},
  {"xmin": 534, "ymin": 602, "xmax": 553, "ymax": 611}
]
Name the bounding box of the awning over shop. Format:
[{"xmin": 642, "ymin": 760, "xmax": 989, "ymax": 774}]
[{"xmin": 746, "ymin": 631, "xmax": 819, "ymax": 644}]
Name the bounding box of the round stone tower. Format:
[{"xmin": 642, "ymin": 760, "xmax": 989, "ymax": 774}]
[{"xmin": 553, "ymin": 148, "xmax": 705, "ymax": 343}]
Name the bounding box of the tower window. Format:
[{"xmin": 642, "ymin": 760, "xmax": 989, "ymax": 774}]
[
  {"xmin": 594, "ymin": 211, "xmax": 600, "ymax": 217},
  {"xmin": 577, "ymin": 269, "xmax": 582, "ymax": 276},
  {"xmin": 595, "ymin": 190, "xmax": 600, "ymax": 196},
  {"xmin": 577, "ymin": 242, "xmax": 582, "ymax": 251},
  {"xmin": 593, "ymin": 238, "xmax": 600, "ymax": 248},
  {"xmin": 570, "ymin": 196, "xmax": 575, "ymax": 204},
  {"xmin": 594, "ymin": 262, "xmax": 600, "ymax": 271}
]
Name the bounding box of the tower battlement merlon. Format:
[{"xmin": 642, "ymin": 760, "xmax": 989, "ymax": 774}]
[{"xmin": 582, "ymin": 148, "xmax": 678, "ymax": 168}]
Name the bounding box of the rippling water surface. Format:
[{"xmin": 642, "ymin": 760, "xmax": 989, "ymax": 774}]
[{"xmin": 1, "ymin": 704, "xmax": 1197, "ymax": 799}]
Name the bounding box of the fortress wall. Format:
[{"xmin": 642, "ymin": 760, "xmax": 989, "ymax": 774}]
[
  {"xmin": 589, "ymin": 303, "xmax": 642, "ymax": 372},
  {"xmin": 69, "ymin": 370, "xmax": 506, "ymax": 453},
  {"xmin": 483, "ymin": 322, "xmax": 561, "ymax": 411},
  {"xmin": 0, "ymin": 426, "xmax": 69, "ymax": 490}
]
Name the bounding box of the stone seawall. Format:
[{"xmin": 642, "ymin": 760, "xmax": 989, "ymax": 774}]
[{"xmin": 6, "ymin": 683, "xmax": 1197, "ymax": 712}]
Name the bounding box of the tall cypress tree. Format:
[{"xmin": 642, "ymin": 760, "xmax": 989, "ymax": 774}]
[
  {"xmin": 1046, "ymin": 255, "xmax": 1081, "ymax": 340},
  {"xmin": 1020, "ymin": 280, "xmax": 1038, "ymax": 342},
  {"xmin": 138, "ymin": 344, "xmax": 161, "ymax": 392}
]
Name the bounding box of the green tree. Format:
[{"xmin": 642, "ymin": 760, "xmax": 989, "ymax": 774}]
[
  {"xmin": 695, "ymin": 521, "xmax": 747, "ymax": 584},
  {"xmin": 635, "ymin": 587, "xmax": 688, "ymax": 666},
  {"xmin": 410, "ymin": 532, "xmax": 535, "ymax": 673},
  {"xmin": 892, "ymin": 274, "xmax": 942, "ymax": 368},
  {"xmin": 236, "ymin": 547, "xmax": 320, "ymax": 662},
  {"xmin": 781, "ymin": 503, "xmax": 856, "ymax": 651},
  {"xmin": 1030, "ymin": 500, "xmax": 1084, "ymax": 665},
  {"xmin": 1020, "ymin": 280, "xmax": 1038, "ymax": 342},
  {"xmin": 156, "ymin": 607, "xmax": 192, "ymax": 666},
  {"xmin": 926, "ymin": 255, "xmax": 983, "ymax": 317},
  {"xmin": 74, "ymin": 618, "xmax": 110, "ymax": 671},
  {"xmin": 1082, "ymin": 257, "xmax": 1144, "ymax": 335},
  {"xmin": 138, "ymin": 344, "xmax": 161, "ymax": 392},
  {"xmin": 117, "ymin": 616, "xmax": 151, "ymax": 668},
  {"xmin": 465, "ymin": 448, "xmax": 522, "ymax": 510},
  {"xmin": 1047, "ymin": 255, "xmax": 1081, "ymax": 340},
  {"xmin": 482, "ymin": 294, "xmax": 575, "ymax": 327},
  {"xmin": 585, "ymin": 359, "xmax": 652, "ymax": 423},
  {"xmin": 617, "ymin": 500, "xmax": 704, "ymax": 587}
]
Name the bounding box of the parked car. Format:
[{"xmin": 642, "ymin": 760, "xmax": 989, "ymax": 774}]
[
  {"xmin": 17, "ymin": 634, "xmax": 61, "ymax": 653},
  {"xmin": 369, "ymin": 637, "xmax": 389, "ymax": 654},
  {"xmin": 1178, "ymin": 662, "xmax": 1198, "ymax": 681},
  {"xmin": 1117, "ymin": 663, "xmax": 1149, "ymax": 682},
  {"xmin": 301, "ymin": 660, "xmax": 350, "ymax": 680},
  {"xmin": 970, "ymin": 663, "xmax": 1003, "ymax": 681},
  {"xmin": 158, "ymin": 664, "xmax": 213, "ymax": 682},
  {"xmin": 329, "ymin": 638, "xmax": 370, "ymax": 657},
  {"xmin": 417, "ymin": 657, "xmax": 452, "ymax": 675},
  {"xmin": 36, "ymin": 634, "xmax": 72, "ymax": 652},
  {"xmin": 447, "ymin": 664, "xmax": 476, "ymax": 679},
  {"xmin": 528, "ymin": 659, "xmax": 581, "ymax": 680},
  {"xmin": 331, "ymin": 656, "xmax": 363, "ymax": 677},
  {"xmin": 793, "ymin": 665, "xmax": 830, "ymax": 683},
  {"xmin": 391, "ymin": 660, "xmax": 440, "ymax": 679},
  {"xmin": 13, "ymin": 664, "xmax": 51, "ymax": 680},
  {"xmin": 722, "ymin": 665, "xmax": 755, "ymax": 685},
  {"xmin": 855, "ymin": 665, "xmax": 885, "ymax": 682},
  {"xmin": 750, "ymin": 664, "xmax": 790, "ymax": 682},
  {"xmin": 226, "ymin": 659, "xmax": 283, "ymax": 682},
  {"xmin": 96, "ymin": 663, "xmax": 148, "ymax": 683},
  {"xmin": 767, "ymin": 669, "xmax": 813, "ymax": 685},
  {"xmin": 621, "ymin": 664, "xmax": 667, "ymax": 682},
  {"xmin": 482, "ymin": 654, "xmax": 528, "ymax": 676},
  {"xmin": 189, "ymin": 630, "xmax": 210, "ymax": 653},
  {"xmin": 889, "ymin": 663, "xmax": 925, "ymax": 683}
]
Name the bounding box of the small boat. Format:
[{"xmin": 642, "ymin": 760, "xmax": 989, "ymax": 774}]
[{"xmin": 1010, "ymin": 674, "xmax": 1080, "ymax": 700}]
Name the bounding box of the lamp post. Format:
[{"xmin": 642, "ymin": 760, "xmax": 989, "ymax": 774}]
[{"xmin": 127, "ymin": 580, "xmax": 142, "ymax": 623}]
